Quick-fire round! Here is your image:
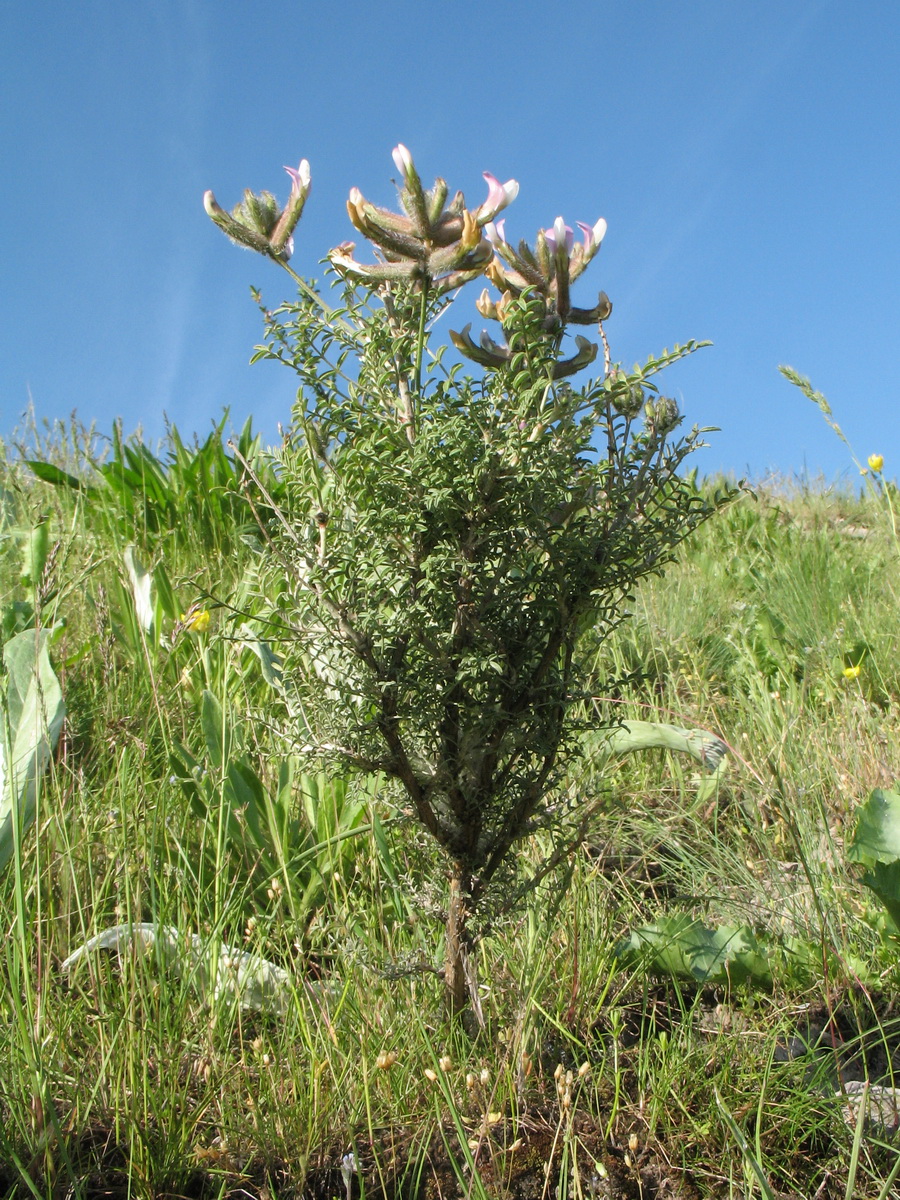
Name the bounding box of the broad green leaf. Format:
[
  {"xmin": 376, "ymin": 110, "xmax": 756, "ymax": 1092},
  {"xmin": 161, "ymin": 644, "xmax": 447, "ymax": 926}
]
[
  {"xmin": 61, "ymin": 923, "xmax": 294, "ymax": 1015},
  {"xmin": 25, "ymin": 461, "xmax": 91, "ymax": 492},
  {"xmin": 152, "ymin": 560, "xmax": 180, "ymax": 625},
  {"xmin": 0, "ymin": 629, "xmax": 65, "ymax": 873},
  {"xmin": 238, "ymin": 623, "xmax": 284, "ymax": 691},
  {"xmin": 19, "ymin": 517, "xmax": 50, "ymax": 587},
  {"xmin": 123, "ymin": 545, "xmax": 154, "ymax": 636},
  {"xmin": 616, "ymin": 915, "xmax": 773, "ymax": 987},
  {"xmin": 586, "ymin": 720, "xmax": 728, "ymax": 774},
  {"xmin": 859, "ymin": 860, "xmax": 900, "ymax": 932},
  {"xmin": 226, "ymin": 760, "xmax": 267, "ymax": 849},
  {"xmin": 200, "ymin": 689, "xmax": 229, "ymax": 770},
  {"xmin": 299, "ymin": 772, "xmax": 320, "ymax": 831},
  {"xmin": 169, "ymin": 744, "xmax": 208, "ymax": 820},
  {"xmin": 848, "ymin": 788, "xmax": 900, "ymax": 865},
  {"xmin": 372, "ymin": 810, "xmax": 401, "ymax": 889}
]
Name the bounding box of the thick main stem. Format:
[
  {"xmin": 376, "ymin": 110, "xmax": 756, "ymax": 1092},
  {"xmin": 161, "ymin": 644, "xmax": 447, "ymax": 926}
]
[{"xmin": 444, "ymin": 871, "xmax": 471, "ymax": 1018}]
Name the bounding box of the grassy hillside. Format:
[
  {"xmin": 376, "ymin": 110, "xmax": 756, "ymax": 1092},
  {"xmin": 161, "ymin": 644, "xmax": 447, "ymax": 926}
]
[{"xmin": 2, "ymin": 418, "xmax": 900, "ymax": 1198}]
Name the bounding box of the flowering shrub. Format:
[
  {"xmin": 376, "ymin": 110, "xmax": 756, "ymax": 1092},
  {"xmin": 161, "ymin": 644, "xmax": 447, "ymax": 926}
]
[{"xmin": 206, "ymin": 146, "xmax": 730, "ymax": 1016}]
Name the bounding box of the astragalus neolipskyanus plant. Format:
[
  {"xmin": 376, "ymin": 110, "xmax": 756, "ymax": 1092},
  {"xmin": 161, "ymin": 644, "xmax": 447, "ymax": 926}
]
[{"xmin": 205, "ymin": 144, "xmax": 731, "ymax": 1019}]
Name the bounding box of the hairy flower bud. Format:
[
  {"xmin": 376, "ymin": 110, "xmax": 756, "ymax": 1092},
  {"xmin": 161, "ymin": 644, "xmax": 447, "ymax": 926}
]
[
  {"xmin": 476, "ymin": 289, "xmax": 500, "ymax": 320},
  {"xmin": 392, "ymin": 143, "xmax": 416, "ymax": 186},
  {"xmin": 608, "ymin": 376, "xmax": 645, "ymax": 418},
  {"xmin": 645, "ymin": 395, "xmax": 680, "ymax": 435}
]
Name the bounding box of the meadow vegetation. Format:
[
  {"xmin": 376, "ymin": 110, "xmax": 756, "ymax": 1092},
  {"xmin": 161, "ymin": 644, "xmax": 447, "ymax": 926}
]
[
  {"xmin": 4, "ymin": 416, "xmax": 900, "ymax": 1199},
  {"xmin": 2, "ymin": 147, "xmax": 900, "ymax": 1198}
]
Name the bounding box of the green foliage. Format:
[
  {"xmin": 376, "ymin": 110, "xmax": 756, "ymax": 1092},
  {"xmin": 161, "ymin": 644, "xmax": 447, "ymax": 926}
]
[
  {"xmin": 3, "ymin": 414, "xmax": 900, "ymax": 1192},
  {"xmin": 27, "ymin": 414, "xmax": 283, "ymax": 555},
  {"xmin": 169, "ymin": 688, "xmax": 375, "ymax": 934}
]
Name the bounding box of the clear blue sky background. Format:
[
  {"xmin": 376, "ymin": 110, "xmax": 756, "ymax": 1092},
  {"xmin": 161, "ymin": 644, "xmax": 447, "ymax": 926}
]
[{"xmin": 2, "ymin": 0, "xmax": 897, "ymax": 481}]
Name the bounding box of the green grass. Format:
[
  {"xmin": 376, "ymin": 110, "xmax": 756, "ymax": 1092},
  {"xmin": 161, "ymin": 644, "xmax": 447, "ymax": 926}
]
[{"xmin": 2, "ymin": 421, "xmax": 900, "ymax": 1197}]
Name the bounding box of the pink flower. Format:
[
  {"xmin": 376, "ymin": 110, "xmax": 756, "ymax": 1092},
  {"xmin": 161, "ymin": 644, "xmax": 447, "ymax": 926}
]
[
  {"xmin": 576, "ymin": 217, "xmax": 607, "ymax": 256},
  {"xmin": 543, "ymin": 217, "xmax": 574, "ymax": 255},
  {"xmin": 475, "ymin": 172, "xmax": 519, "ymax": 224},
  {"xmin": 284, "ymin": 160, "xmax": 311, "ymax": 199}
]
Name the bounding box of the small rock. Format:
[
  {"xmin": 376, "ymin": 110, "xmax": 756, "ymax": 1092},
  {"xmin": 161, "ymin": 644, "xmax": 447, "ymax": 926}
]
[{"xmin": 836, "ymin": 1081, "xmax": 900, "ymax": 1138}]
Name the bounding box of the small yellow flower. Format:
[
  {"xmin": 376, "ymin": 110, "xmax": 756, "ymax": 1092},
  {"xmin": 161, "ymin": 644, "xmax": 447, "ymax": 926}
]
[
  {"xmin": 843, "ymin": 664, "xmax": 862, "ymax": 680},
  {"xmin": 868, "ymin": 454, "xmax": 884, "ymax": 474},
  {"xmin": 181, "ymin": 608, "xmax": 210, "ymax": 633}
]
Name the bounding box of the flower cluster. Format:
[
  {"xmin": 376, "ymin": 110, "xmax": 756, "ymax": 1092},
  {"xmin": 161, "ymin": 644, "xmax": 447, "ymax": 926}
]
[
  {"xmin": 450, "ymin": 215, "xmax": 611, "ymax": 378},
  {"xmin": 204, "ymin": 146, "xmax": 614, "ymax": 382},
  {"xmin": 484, "ymin": 215, "xmax": 610, "ymax": 326},
  {"xmin": 328, "ymin": 145, "xmax": 518, "ymax": 295},
  {"xmin": 204, "ymin": 161, "xmax": 311, "ymax": 261}
]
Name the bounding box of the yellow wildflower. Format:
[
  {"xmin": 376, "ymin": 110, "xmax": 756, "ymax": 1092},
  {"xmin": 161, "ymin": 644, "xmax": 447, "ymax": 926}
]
[
  {"xmin": 843, "ymin": 664, "xmax": 862, "ymax": 680},
  {"xmin": 181, "ymin": 609, "xmax": 210, "ymax": 633},
  {"xmin": 868, "ymin": 454, "xmax": 884, "ymax": 474}
]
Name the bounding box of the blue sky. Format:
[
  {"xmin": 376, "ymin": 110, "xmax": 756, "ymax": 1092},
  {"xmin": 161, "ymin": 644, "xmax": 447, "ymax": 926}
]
[{"xmin": 2, "ymin": 0, "xmax": 898, "ymax": 481}]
